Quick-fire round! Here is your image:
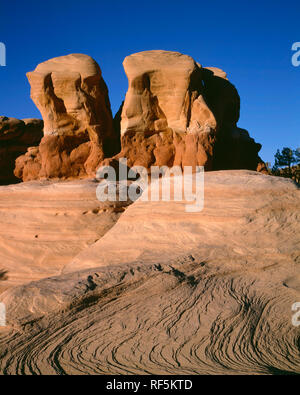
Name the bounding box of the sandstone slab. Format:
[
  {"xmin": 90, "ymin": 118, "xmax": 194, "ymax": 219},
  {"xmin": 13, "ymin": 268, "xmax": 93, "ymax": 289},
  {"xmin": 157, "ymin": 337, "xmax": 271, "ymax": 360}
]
[{"xmin": 0, "ymin": 171, "xmax": 299, "ymax": 375}]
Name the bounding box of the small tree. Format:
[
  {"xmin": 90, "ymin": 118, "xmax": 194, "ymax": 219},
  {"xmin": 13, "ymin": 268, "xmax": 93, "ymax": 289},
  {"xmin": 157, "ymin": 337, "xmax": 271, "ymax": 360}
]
[
  {"xmin": 294, "ymin": 148, "xmax": 300, "ymax": 164},
  {"xmin": 293, "ymin": 148, "xmax": 300, "ymax": 184},
  {"xmin": 274, "ymin": 147, "xmax": 296, "ymax": 175}
]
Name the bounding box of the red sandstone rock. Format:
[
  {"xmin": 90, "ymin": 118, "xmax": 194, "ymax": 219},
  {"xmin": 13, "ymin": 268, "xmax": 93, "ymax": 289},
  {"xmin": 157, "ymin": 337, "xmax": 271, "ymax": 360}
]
[
  {"xmin": 14, "ymin": 51, "xmax": 265, "ymax": 181},
  {"xmin": 0, "ymin": 117, "xmax": 43, "ymax": 185},
  {"xmin": 15, "ymin": 54, "xmax": 119, "ymax": 181},
  {"xmin": 105, "ymin": 50, "xmax": 264, "ymax": 173}
]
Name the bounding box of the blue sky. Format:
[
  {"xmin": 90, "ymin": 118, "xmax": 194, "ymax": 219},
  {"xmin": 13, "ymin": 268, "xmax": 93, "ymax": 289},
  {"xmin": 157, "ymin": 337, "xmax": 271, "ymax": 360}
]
[{"xmin": 0, "ymin": 0, "xmax": 299, "ymax": 165}]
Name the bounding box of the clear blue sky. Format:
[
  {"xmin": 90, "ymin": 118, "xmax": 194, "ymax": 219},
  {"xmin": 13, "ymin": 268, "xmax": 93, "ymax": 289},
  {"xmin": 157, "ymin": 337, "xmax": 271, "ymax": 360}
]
[{"xmin": 0, "ymin": 0, "xmax": 299, "ymax": 165}]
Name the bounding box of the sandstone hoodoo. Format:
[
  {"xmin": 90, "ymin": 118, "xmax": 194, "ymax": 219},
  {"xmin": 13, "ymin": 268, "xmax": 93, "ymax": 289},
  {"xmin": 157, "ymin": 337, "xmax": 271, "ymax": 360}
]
[
  {"xmin": 0, "ymin": 117, "xmax": 43, "ymax": 185},
  {"xmin": 110, "ymin": 50, "xmax": 265, "ymax": 172},
  {"xmin": 15, "ymin": 54, "xmax": 120, "ymax": 181}
]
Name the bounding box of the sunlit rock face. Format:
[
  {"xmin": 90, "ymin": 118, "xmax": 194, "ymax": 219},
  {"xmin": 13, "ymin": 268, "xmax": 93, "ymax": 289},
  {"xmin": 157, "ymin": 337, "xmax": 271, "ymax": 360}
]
[
  {"xmin": 15, "ymin": 54, "xmax": 120, "ymax": 181},
  {"xmin": 110, "ymin": 50, "xmax": 265, "ymax": 172},
  {"xmin": 14, "ymin": 50, "xmax": 266, "ymax": 181}
]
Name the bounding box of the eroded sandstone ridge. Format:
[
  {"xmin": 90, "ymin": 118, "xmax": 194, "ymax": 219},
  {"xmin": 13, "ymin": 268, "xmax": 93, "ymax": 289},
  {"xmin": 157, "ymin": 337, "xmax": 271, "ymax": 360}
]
[
  {"xmin": 0, "ymin": 179, "xmax": 130, "ymax": 293},
  {"xmin": 0, "ymin": 117, "xmax": 43, "ymax": 185},
  {"xmin": 0, "ymin": 171, "xmax": 299, "ymax": 374},
  {"xmin": 15, "ymin": 54, "xmax": 119, "ymax": 181},
  {"xmin": 111, "ymin": 50, "xmax": 265, "ymax": 171}
]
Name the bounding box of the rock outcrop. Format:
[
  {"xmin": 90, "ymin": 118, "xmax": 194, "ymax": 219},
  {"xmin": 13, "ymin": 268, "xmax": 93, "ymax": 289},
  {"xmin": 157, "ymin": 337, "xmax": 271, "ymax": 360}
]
[
  {"xmin": 13, "ymin": 50, "xmax": 266, "ymax": 182},
  {"xmin": 108, "ymin": 50, "xmax": 265, "ymax": 172},
  {"xmin": 15, "ymin": 54, "xmax": 120, "ymax": 181},
  {"xmin": 0, "ymin": 179, "xmax": 130, "ymax": 293},
  {"xmin": 1, "ymin": 171, "xmax": 299, "ymax": 374},
  {"xmin": 0, "ymin": 117, "xmax": 43, "ymax": 185}
]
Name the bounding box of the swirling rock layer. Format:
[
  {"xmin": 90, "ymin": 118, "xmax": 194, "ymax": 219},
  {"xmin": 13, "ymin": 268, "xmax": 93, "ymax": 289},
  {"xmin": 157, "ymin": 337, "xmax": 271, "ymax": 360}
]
[
  {"xmin": 1, "ymin": 259, "xmax": 300, "ymax": 375},
  {"xmin": 0, "ymin": 171, "xmax": 299, "ymax": 375}
]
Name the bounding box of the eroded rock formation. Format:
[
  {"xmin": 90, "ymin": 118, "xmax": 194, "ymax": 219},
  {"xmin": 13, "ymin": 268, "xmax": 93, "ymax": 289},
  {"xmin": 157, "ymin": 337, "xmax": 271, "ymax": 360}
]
[
  {"xmin": 0, "ymin": 117, "xmax": 43, "ymax": 185},
  {"xmin": 1, "ymin": 171, "xmax": 299, "ymax": 374},
  {"xmin": 13, "ymin": 50, "xmax": 266, "ymax": 182},
  {"xmin": 109, "ymin": 50, "xmax": 265, "ymax": 172},
  {"xmin": 15, "ymin": 54, "xmax": 120, "ymax": 181}
]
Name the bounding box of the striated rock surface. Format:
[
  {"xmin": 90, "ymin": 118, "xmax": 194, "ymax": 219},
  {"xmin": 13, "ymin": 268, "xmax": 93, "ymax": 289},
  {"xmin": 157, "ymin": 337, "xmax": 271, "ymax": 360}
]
[
  {"xmin": 64, "ymin": 171, "xmax": 300, "ymax": 273},
  {"xmin": 15, "ymin": 54, "xmax": 120, "ymax": 181},
  {"xmin": 0, "ymin": 171, "xmax": 299, "ymax": 374},
  {"xmin": 0, "ymin": 117, "xmax": 43, "ymax": 185},
  {"xmin": 0, "ymin": 179, "xmax": 129, "ymax": 294},
  {"xmin": 108, "ymin": 50, "xmax": 265, "ymax": 172}
]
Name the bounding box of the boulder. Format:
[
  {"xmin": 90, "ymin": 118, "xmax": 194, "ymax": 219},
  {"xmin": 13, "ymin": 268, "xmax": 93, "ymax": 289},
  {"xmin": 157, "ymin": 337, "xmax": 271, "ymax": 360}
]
[
  {"xmin": 15, "ymin": 54, "xmax": 120, "ymax": 181},
  {"xmin": 0, "ymin": 117, "xmax": 43, "ymax": 185}
]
